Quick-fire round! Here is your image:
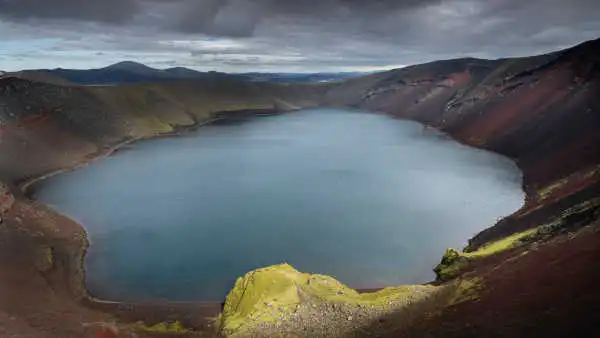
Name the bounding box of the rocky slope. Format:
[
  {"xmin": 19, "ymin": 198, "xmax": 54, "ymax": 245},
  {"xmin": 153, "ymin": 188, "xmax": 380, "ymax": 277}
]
[
  {"xmin": 0, "ymin": 38, "xmax": 599, "ymax": 337},
  {"xmin": 327, "ymin": 38, "xmax": 600, "ymax": 248}
]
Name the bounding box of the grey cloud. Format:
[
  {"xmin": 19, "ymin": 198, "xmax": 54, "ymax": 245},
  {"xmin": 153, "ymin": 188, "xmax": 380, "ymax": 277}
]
[
  {"xmin": 0, "ymin": 0, "xmax": 140, "ymax": 23},
  {"xmin": 166, "ymin": 0, "xmax": 445, "ymax": 36},
  {"xmin": 173, "ymin": 0, "xmax": 262, "ymax": 36},
  {"xmin": 0, "ymin": 0, "xmax": 599, "ymax": 72},
  {"xmin": 0, "ymin": 0, "xmax": 445, "ymax": 37}
]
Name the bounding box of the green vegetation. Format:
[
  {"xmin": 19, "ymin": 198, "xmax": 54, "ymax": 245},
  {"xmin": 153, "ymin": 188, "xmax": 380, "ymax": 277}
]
[
  {"xmin": 130, "ymin": 320, "xmax": 190, "ymax": 334},
  {"xmin": 433, "ymin": 248, "xmax": 470, "ymax": 282},
  {"xmin": 448, "ymin": 278, "xmax": 484, "ymax": 306},
  {"xmin": 435, "ymin": 196, "xmax": 600, "ymax": 282},
  {"xmin": 434, "ymin": 228, "xmax": 538, "ymax": 281},
  {"xmin": 537, "ymin": 178, "xmax": 569, "ymax": 201},
  {"xmin": 537, "ymin": 164, "xmax": 600, "ymax": 201},
  {"xmin": 463, "ymin": 229, "xmax": 538, "ymax": 259},
  {"xmin": 220, "ymin": 264, "xmax": 436, "ymax": 336}
]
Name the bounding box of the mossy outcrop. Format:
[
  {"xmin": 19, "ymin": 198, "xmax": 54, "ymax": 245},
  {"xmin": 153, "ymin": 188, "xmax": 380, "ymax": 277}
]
[
  {"xmin": 434, "ymin": 228, "xmax": 540, "ymax": 281},
  {"xmin": 433, "ymin": 248, "xmax": 470, "ymax": 282},
  {"xmin": 435, "ymin": 198, "xmax": 600, "ymax": 282},
  {"xmin": 220, "ymin": 264, "xmax": 438, "ymax": 337}
]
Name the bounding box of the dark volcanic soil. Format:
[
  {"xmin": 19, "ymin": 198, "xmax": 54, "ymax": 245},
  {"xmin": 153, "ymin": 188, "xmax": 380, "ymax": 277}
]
[{"xmin": 393, "ymin": 221, "xmax": 600, "ymax": 338}]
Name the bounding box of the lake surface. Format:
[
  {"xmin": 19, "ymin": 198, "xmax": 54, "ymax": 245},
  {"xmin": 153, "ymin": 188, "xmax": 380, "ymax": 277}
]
[{"xmin": 34, "ymin": 108, "xmax": 524, "ymax": 301}]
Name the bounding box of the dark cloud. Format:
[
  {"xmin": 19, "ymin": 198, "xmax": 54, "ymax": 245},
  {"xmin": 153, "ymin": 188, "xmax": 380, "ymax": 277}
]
[
  {"xmin": 0, "ymin": 0, "xmax": 445, "ymax": 36},
  {"xmin": 0, "ymin": 0, "xmax": 599, "ymax": 72},
  {"xmin": 0, "ymin": 0, "xmax": 140, "ymax": 23},
  {"xmin": 173, "ymin": 0, "xmax": 262, "ymax": 36},
  {"xmin": 167, "ymin": 0, "xmax": 445, "ymax": 36}
]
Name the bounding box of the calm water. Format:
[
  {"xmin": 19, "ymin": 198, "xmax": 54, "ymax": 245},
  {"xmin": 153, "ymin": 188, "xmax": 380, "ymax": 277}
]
[{"xmin": 35, "ymin": 108, "xmax": 524, "ymax": 301}]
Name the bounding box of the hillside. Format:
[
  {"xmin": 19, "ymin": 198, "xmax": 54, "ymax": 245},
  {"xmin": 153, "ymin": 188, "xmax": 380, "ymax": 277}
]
[
  {"xmin": 0, "ymin": 76, "xmax": 327, "ymax": 185},
  {"xmin": 26, "ymin": 62, "xmax": 361, "ymax": 85},
  {"xmin": 0, "ymin": 38, "xmax": 599, "ymax": 337},
  {"xmin": 327, "ymin": 38, "xmax": 600, "ymax": 248}
]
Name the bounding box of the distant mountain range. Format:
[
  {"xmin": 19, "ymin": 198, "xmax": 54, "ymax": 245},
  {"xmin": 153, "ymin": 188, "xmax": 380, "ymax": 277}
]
[
  {"xmin": 27, "ymin": 61, "xmax": 363, "ymax": 85},
  {"xmin": 238, "ymin": 72, "xmax": 365, "ymax": 83}
]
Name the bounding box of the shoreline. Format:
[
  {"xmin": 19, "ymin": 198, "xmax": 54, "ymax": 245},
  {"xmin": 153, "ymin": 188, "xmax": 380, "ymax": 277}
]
[
  {"xmin": 13, "ymin": 114, "xmax": 239, "ymax": 329},
  {"xmin": 17, "ymin": 107, "xmax": 291, "ymax": 196},
  {"xmin": 18, "ymin": 116, "xmax": 225, "ymax": 196},
  {"xmin": 12, "ymin": 109, "xmax": 298, "ymax": 330},
  {"xmin": 14, "ymin": 106, "xmax": 526, "ymax": 330}
]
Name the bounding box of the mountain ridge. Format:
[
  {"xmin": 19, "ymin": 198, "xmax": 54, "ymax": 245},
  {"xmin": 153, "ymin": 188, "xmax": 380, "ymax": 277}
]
[{"xmin": 20, "ymin": 61, "xmax": 362, "ymax": 85}]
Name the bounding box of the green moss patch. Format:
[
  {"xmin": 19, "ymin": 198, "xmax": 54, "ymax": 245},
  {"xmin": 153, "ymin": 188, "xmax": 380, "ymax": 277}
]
[
  {"xmin": 433, "ymin": 249, "xmax": 470, "ymax": 282},
  {"xmin": 536, "ymin": 164, "xmax": 600, "ymax": 202},
  {"xmin": 434, "ymin": 228, "xmax": 538, "ymax": 281},
  {"xmin": 129, "ymin": 320, "xmax": 190, "ymax": 334},
  {"xmin": 447, "ymin": 278, "xmax": 484, "ymax": 306},
  {"xmin": 220, "ymin": 264, "xmax": 436, "ymax": 336},
  {"xmin": 462, "ymin": 229, "xmax": 538, "ymax": 259},
  {"xmin": 432, "ymin": 197, "xmax": 600, "ymax": 282}
]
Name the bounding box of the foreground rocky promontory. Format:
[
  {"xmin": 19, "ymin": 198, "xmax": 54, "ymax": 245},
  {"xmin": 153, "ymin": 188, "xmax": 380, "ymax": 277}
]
[{"xmin": 0, "ymin": 38, "xmax": 599, "ymax": 337}]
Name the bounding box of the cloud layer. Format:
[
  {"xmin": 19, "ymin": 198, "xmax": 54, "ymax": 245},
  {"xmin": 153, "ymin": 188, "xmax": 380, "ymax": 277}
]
[{"xmin": 0, "ymin": 0, "xmax": 598, "ymax": 72}]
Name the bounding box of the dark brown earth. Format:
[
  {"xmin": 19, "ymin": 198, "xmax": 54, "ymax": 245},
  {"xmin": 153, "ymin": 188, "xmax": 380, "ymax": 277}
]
[
  {"xmin": 392, "ymin": 220, "xmax": 600, "ymax": 338},
  {"xmin": 0, "ymin": 38, "xmax": 599, "ymax": 337}
]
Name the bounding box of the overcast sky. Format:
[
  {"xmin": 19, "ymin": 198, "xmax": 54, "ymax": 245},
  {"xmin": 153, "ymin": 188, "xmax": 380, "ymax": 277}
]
[{"xmin": 0, "ymin": 0, "xmax": 598, "ymax": 72}]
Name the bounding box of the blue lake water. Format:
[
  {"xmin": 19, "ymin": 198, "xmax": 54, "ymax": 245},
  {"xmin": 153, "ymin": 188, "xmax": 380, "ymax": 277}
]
[{"xmin": 34, "ymin": 108, "xmax": 524, "ymax": 301}]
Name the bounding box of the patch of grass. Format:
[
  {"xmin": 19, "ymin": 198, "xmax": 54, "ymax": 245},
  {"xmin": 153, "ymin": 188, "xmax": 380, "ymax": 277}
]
[
  {"xmin": 537, "ymin": 165, "xmax": 600, "ymax": 202},
  {"xmin": 537, "ymin": 179, "xmax": 568, "ymax": 201},
  {"xmin": 434, "ymin": 228, "xmax": 538, "ymax": 281},
  {"xmin": 435, "ymin": 198, "xmax": 600, "ymax": 282},
  {"xmin": 463, "ymin": 228, "xmax": 538, "ymax": 259},
  {"xmin": 447, "ymin": 278, "xmax": 484, "ymax": 306},
  {"xmin": 130, "ymin": 320, "xmax": 190, "ymax": 334}
]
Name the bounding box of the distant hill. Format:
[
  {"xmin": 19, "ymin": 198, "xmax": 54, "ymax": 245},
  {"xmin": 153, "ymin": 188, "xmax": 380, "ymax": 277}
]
[
  {"xmin": 37, "ymin": 62, "xmax": 238, "ymax": 85},
  {"xmin": 238, "ymin": 72, "xmax": 365, "ymax": 83},
  {"xmin": 32, "ymin": 61, "xmax": 363, "ymax": 85}
]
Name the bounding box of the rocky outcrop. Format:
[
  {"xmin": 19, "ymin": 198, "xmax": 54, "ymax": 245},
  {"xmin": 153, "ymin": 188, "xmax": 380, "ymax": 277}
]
[{"xmin": 220, "ymin": 264, "xmax": 442, "ymax": 337}]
